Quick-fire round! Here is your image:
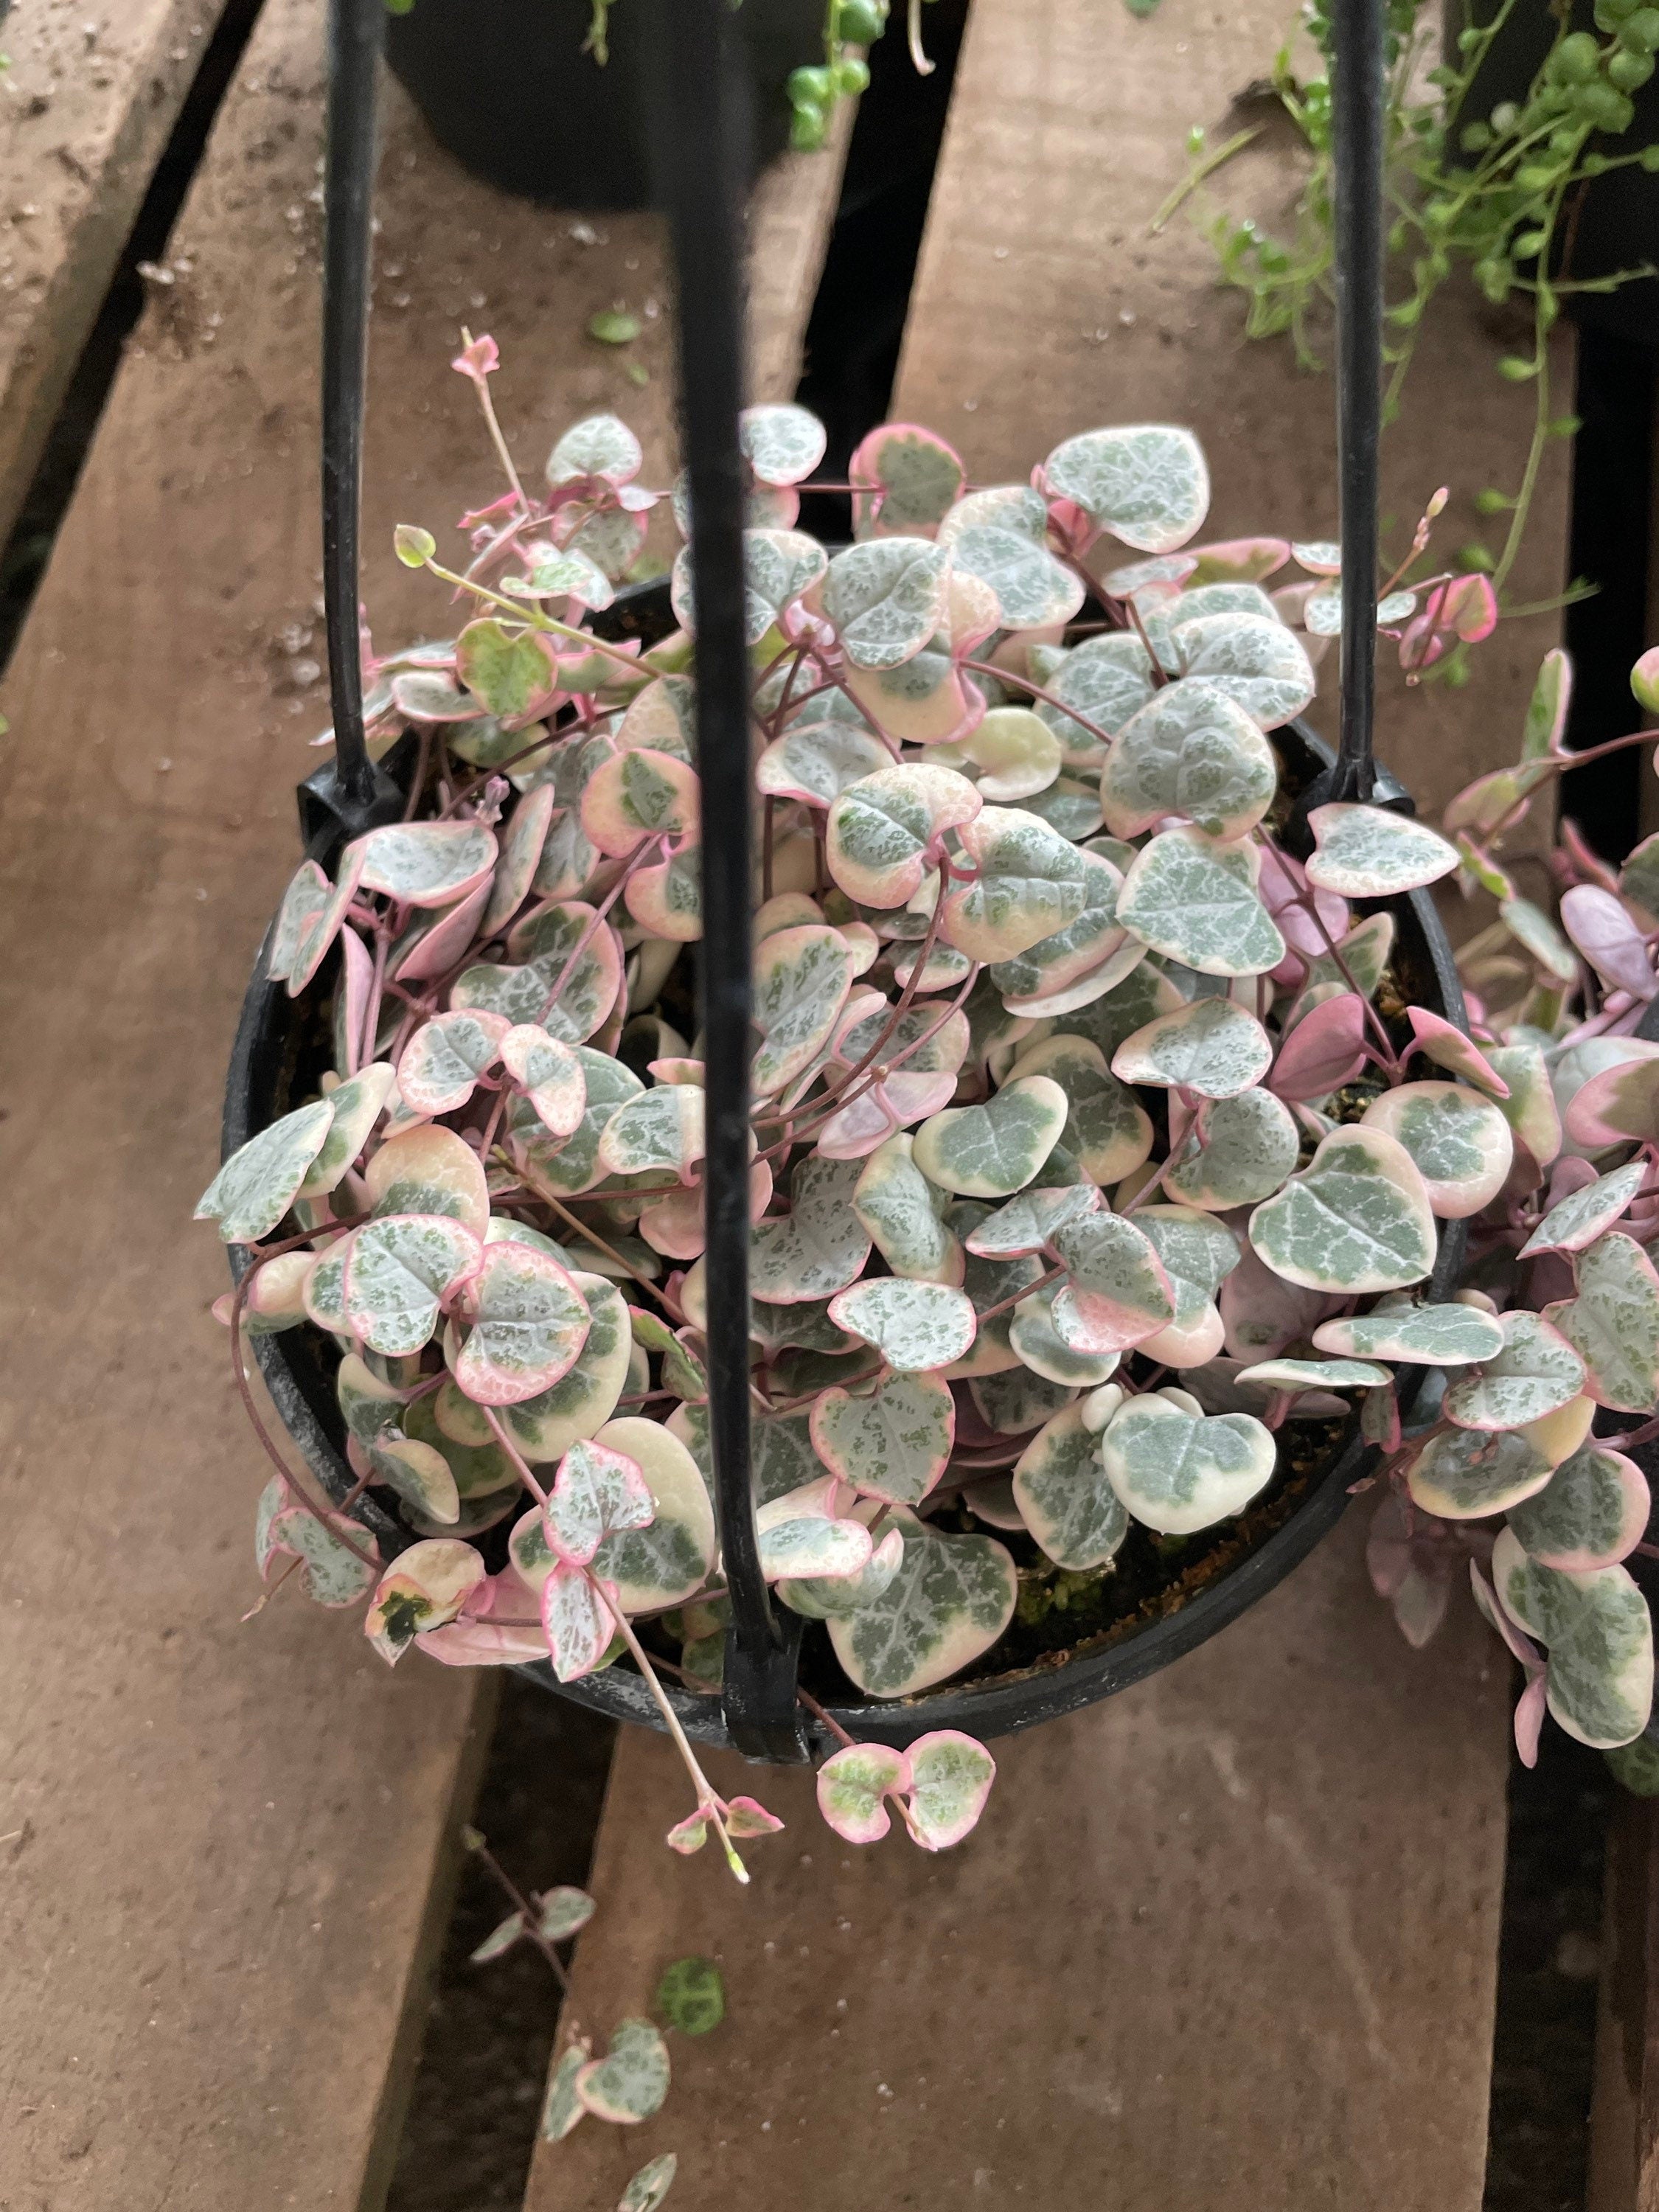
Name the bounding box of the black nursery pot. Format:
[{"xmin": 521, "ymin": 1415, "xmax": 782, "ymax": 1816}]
[
  {"xmin": 225, "ymin": 582, "xmax": 1468, "ymax": 1756},
  {"xmin": 1453, "ymin": 0, "xmax": 1659, "ymax": 347},
  {"xmin": 384, "ymin": 0, "xmax": 824, "ymax": 211}
]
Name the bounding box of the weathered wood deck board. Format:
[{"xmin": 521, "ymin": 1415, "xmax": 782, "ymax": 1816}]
[
  {"xmin": 0, "ymin": 0, "xmax": 237, "ymax": 552},
  {"xmin": 0, "ymin": 4, "xmax": 846, "ymax": 2202},
  {"xmin": 527, "ymin": 2, "xmax": 1535, "ymax": 2205}
]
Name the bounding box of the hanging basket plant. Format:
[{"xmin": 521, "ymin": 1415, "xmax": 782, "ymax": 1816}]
[{"xmin": 197, "ymin": 336, "xmax": 1605, "ymax": 1865}]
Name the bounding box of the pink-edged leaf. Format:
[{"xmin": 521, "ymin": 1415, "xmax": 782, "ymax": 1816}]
[
  {"xmin": 1566, "ymin": 1052, "xmax": 1659, "ymax": 1149},
  {"xmin": 726, "ymin": 1795, "xmax": 785, "ymax": 1838},
  {"xmin": 1470, "ymin": 1558, "xmax": 1545, "ymax": 1671},
  {"xmin": 336, "ymin": 922, "xmax": 374, "ymax": 1076},
  {"xmin": 1268, "ymin": 993, "xmax": 1370, "ymax": 1101},
  {"xmin": 1514, "ymin": 1669, "xmax": 1548, "ymax": 1768},
  {"xmin": 364, "ymin": 1537, "xmax": 487, "ymax": 1665},
  {"xmin": 540, "ymin": 1559, "xmax": 616, "ymax": 1681},
  {"xmin": 580, "ymin": 747, "xmax": 700, "ymax": 858},
  {"xmin": 1405, "ymin": 1006, "xmax": 1509, "ymax": 1096},
  {"xmin": 1520, "ymin": 1160, "xmax": 1649, "ymax": 1257},
  {"xmin": 454, "ymin": 1241, "xmax": 591, "ymax": 1405},
  {"xmin": 546, "ymin": 1436, "xmax": 655, "ymax": 1565},
  {"xmin": 667, "ymin": 1809, "xmax": 712, "ymax": 1855},
  {"xmin": 900, "ymin": 1730, "xmax": 997, "ymax": 1850},
  {"xmin": 393, "ymin": 877, "xmax": 493, "ymax": 985},
  {"xmin": 358, "ymin": 819, "xmax": 498, "ymax": 908},
  {"xmin": 816, "ymin": 1742, "xmax": 913, "ymax": 1844},
  {"xmin": 343, "ymin": 1213, "xmax": 484, "ymax": 1357},
  {"xmin": 398, "ymin": 1009, "xmax": 509, "ymax": 1117},
  {"xmin": 1633, "ymin": 645, "xmax": 1659, "ymax": 715},
  {"xmin": 1560, "ymin": 885, "xmax": 1656, "ymax": 1000},
  {"xmin": 501, "ymin": 1024, "xmax": 587, "ymax": 1135},
  {"xmin": 481, "ymin": 785, "xmax": 556, "ymax": 936},
  {"xmin": 848, "ymin": 421, "xmax": 966, "ymax": 539}
]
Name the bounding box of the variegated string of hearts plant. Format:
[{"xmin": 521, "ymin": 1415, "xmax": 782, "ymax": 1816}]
[{"xmin": 199, "ymin": 329, "xmax": 1649, "ymax": 1895}]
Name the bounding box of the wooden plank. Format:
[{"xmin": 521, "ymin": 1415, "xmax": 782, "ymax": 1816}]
[
  {"xmin": 526, "ymin": 3, "xmax": 1536, "ymax": 2205},
  {"xmin": 0, "ymin": 8, "xmax": 846, "ymax": 2205},
  {"xmin": 0, "ymin": 0, "xmax": 236, "ymax": 552}
]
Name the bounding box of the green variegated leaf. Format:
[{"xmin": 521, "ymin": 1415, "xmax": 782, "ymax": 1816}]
[
  {"xmin": 402, "ymin": 1391, "xmax": 519, "ymax": 1498},
  {"xmin": 455, "ymin": 621, "xmax": 560, "ymax": 722},
  {"xmin": 500, "ymin": 1025, "xmax": 586, "ymax": 1136},
  {"xmin": 364, "ymin": 1538, "xmax": 486, "ymax": 1665},
  {"xmin": 1171, "ymin": 613, "xmax": 1315, "ymax": 728},
  {"xmin": 776, "ymin": 1526, "xmax": 907, "ymax": 1618},
  {"xmin": 544, "ymin": 1436, "xmax": 657, "ymax": 1565},
  {"xmin": 742, "ymin": 400, "xmax": 827, "ymax": 487},
  {"xmin": 549, "ymin": 411, "xmax": 643, "ymax": 487},
  {"xmin": 513, "ymin": 1048, "xmax": 643, "ymax": 1199},
  {"xmin": 454, "ymin": 901, "xmax": 622, "ymax": 1043},
  {"xmin": 1444, "ymin": 1311, "xmax": 1587, "ymax": 1430},
  {"xmin": 1546, "ymin": 1232, "xmax": 1659, "ymax": 1413},
  {"xmin": 597, "ymin": 1085, "xmax": 706, "ymax": 1180},
  {"xmin": 577, "ymin": 2018, "xmax": 670, "ymax": 2125},
  {"xmin": 757, "ymin": 717, "xmax": 891, "ymax": 807},
  {"xmin": 757, "ymin": 1485, "xmax": 874, "ymax": 1582},
  {"xmin": 1312, "ymin": 1301, "xmax": 1505, "ymax": 1366},
  {"xmin": 1009, "ymin": 1281, "xmax": 1119, "ymax": 1385},
  {"xmin": 849, "ymin": 422, "xmax": 965, "ymax": 538},
  {"xmin": 1408, "ymin": 1425, "xmax": 1557, "ymax": 1518},
  {"xmin": 540, "ymin": 1556, "xmax": 616, "ymax": 1680},
  {"xmin": 1043, "ymin": 425, "xmax": 1208, "ymax": 552},
  {"xmin": 955, "ymin": 707, "xmax": 1065, "ymax": 802},
  {"xmin": 1031, "ymin": 633, "xmax": 1158, "ymax": 764},
  {"xmin": 827, "ymin": 1279, "xmax": 978, "ymax": 1372},
  {"xmin": 1134, "ymin": 1206, "xmax": 1242, "ymax": 1329},
  {"xmin": 964, "ymin": 1183, "xmax": 1102, "ymax": 1258},
  {"xmin": 1006, "ymin": 1034, "xmax": 1153, "ymax": 1184},
  {"xmin": 197, "ymin": 1100, "xmax": 335, "ymax": 1244},
  {"xmin": 454, "ymin": 1241, "xmax": 591, "ymax": 1405},
  {"xmin": 971, "ymin": 1364, "xmax": 1079, "ymax": 1433},
  {"xmin": 539, "ymin": 2043, "xmax": 588, "ymax": 2143},
  {"xmin": 815, "ymin": 1741, "xmax": 911, "ymax": 1843},
  {"xmin": 751, "ymin": 1155, "xmax": 872, "ymax": 1304},
  {"xmin": 942, "ymin": 522, "xmax": 1083, "ymax": 631},
  {"xmin": 904, "ymin": 1731, "xmax": 998, "ymax": 1850},
  {"xmin": 1234, "ymin": 1357, "xmax": 1389, "ymax": 1390},
  {"xmin": 510, "ymin": 546, "xmax": 614, "ymax": 608},
  {"xmin": 1112, "ymin": 997, "xmax": 1272, "ymax": 1100},
  {"xmin": 1099, "ymin": 1395, "xmax": 1276, "ymax": 1534},
  {"xmin": 1166, "ymin": 1086, "xmax": 1299, "ymax": 1210},
  {"xmin": 1013, "ymin": 1403, "xmax": 1128, "ymax": 1568},
  {"xmin": 827, "ymin": 1512, "xmax": 1018, "ymax": 1697},
  {"xmin": 1116, "ymin": 828, "xmax": 1285, "ymax": 978},
  {"xmin": 580, "ymin": 746, "xmax": 699, "ymax": 857},
  {"xmin": 369, "ymin": 1434, "xmax": 462, "ymax": 1526},
  {"xmin": 364, "ymin": 1126, "xmax": 490, "ymax": 1236},
  {"xmin": 810, "ymin": 1368, "xmax": 955, "ymax": 1505},
  {"xmin": 1248, "ymin": 1127, "xmax": 1436, "ymax": 1293},
  {"xmin": 399, "ymin": 1011, "xmax": 509, "ymax": 1118},
  {"xmin": 1304, "ymin": 803, "xmax": 1460, "ymax": 896},
  {"xmin": 344, "ymin": 1214, "xmax": 484, "ymax": 1357},
  {"xmin": 853, "ymin": 1134, "xmax": 961, "ymax": 1284},
  {"xmin": 912, "ymin": 1077, "xmax": 1069, "ymax": 1198},
  {"xmin": 821, "ymin": 538, "xmax": 953, "ymax": 669},
  {"xmin": 1520, "ymin": 1162, "xmax": 1647, "ymax": 1259},
  {"xmin": 1492, "ymin": 1528, "xmax": 1654, "ymax": 1748},
  {"xmin": 268, "ymin": 860, "xmax": 330, "ymax": 986},
  {"xmin": 257, "ymin": 1479, "xmax": 380, "ymax": 1606},
  {"xmin": 1100, "ymin": 677, "xmax": 1276, "ymax": 841},
  {"xmin": 1507, "ymin": 1444, "xmax": 1650, "ymax": 1571},
  {"xmin": 1361, "ymin": 1082, "xmax": 1514, "ymax": 1220},
  {"xmin": 228, "ymin": 1248, "xmax": 313, "ymax": 1335},
  {"xmin": 990, "ymin": 851, "xmax": 1126, "ymax": 1006},
  {"xmin": 297, "ymin": 1064, "xmax": 396, "ymax": 1201},
  {"xmin": 358, "ymin": 818, "xmax": 498, "ymax": 907},
  {"xmin": 753, "ymin": 925, "xmax": 857, "ymax": 1096},
  {"xmin": 943, "ymin": 807, "xmax": 1092, "ymax": 963},
  {"xmin": 826, "ymin": 762, "xmax": 981, "ymax": 907},
  {"xmin": 1051, "ymin": 1209, "xmax": 1175, "ymax": 1353},
  {"xmin": 585, "ymin": 1418, "xmax": 715, "ymax": 1610}
]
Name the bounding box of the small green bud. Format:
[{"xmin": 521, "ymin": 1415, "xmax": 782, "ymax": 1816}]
[
  {"xmin": 1622, "ymin": 7, "xmax": 1659, "ymax": 49},
  {"xmin": 1460, "ymin": 120, "xmax": 1493, "ymax": 150},
  {"xmin": 1596, "ymin": 0, "xmax": 1641, "ymax": 24},
  {"xmin": 394, "ymin": 523, "xmax": 436, "ymax": 567},
  {"xmin": 1475, "ymin": 487, "xmax": 1512, "ymax": 515},
  {"xmin": 834, "ymin": 55, "xmax": 870, "ymax": 93},
  {"xmin": 588, "ymin": 308, "xmax": 641, "ymax": 344},
  {"xmin": 1498, "ymin": 355, "xmax": 1540, "ymax": 381},
  {"xmin": 1608, "ymin": 46, "xmax": 1654, "ymax": 87},
  {"xmin": 1633, "ymin": 647, "xmax": 1659, "ymax": 715},
  {"xmin": 1552, "ymin": 30, "xmax": 1602, "ymax": 80},
  {"xmin": 1577, "ymin": 80, "xmax": 1635, "ymax": 128},
  {"xmin": 383, "ymin": 0, "xmax": 416, "ymax": 13},
  {"xmin": 835, "ymin": 0, "xmax": 888, "ymax": 41},
  {"xmin": 790, "ymin": 100, "xmax": 829, "ymax": 150},
  {"xmin": 1642, "ymin": 141, "xmax": 1659, "ymax": 167},
  {"xmin": 1513, "ymin": 229, "xmax": 1548, "ymax": 258},
  {"xmin": 787, "ymin": 64, "xmax": 835, "ymax": 102}
]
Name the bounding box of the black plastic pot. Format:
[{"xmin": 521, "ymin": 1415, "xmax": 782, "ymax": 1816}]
[
  {"xmin": 1453, "ymin": 0, "xmax": 1659, "ymax": 347},
  {"xmin": 384, "ymin": 0, "xmax": 825, "ymax": 210},
  {"xmin": 223, "ymin": 582, "xmax": 1469, "ymax": 1756}
]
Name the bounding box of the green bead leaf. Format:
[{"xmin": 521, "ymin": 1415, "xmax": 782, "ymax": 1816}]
[
  {"xmin": 1117, "ymin": 827, "xmax": 1286, "ymax": 978},
  {"xmin": 821, "ymin": 537, "xmax": 953, "ymax": 669},
  {"xmin": 1113, "ymin": 996, "xmax": 1273, "ymax": 1099},
  {"xmin": 196, "ymin": 1100, "xmax": 334, "ymax": 1245},
  {"xmin": 1546, "ymin": 1231, "xmax": 1659, "ymax": 1413},
  {"xmin": 810, "ymin": 1368, "xmax": 955, "ymax": 1505},
  {"xmin": 904, "ymin": 1730, "xmax": 998, "ymax": 1850},
  {"xmin": 577, "ymin": 2018, "xmax": 671, "ymax": 2124},
  {"xmin": 1304, "ymin": 802, "xmax": 1460, "ymax": 897},
  {"xmin": 828, "ymin": 1512, "xmax": 1018, "ymax": 1697},
  {"xmin": 1013, "ymin": 1403, "xmax": 1130, "ymax": 1568},
  {"xmin": 1520, "ymin": 1161, "xmax": 1648, "ymax": 1259},
  {"xmin": 826, "ymin": 762, "xmax": 981, "ymax": 908},
  {"xmin": 912, "ymin": 1076, "xmax": 1069, "ymax": 1198},
  {"xmin": 751, "ymin": 1155, "xmax": 872, "ymax": 1303},
  {"xmin": 1042, "ymin": 425, "xmax": 1209, "ymax": 552},
  {"xmin": 827, "ymin": 1279, "xmax": 978, "ymax": 1371},
  {"xmin": 1312, "ymin": 1301, "xmax": 1505, "ymax": 1366},
  {"xmin": 1506, "ymin": 1443, "xmax": 1650, "ymax": 1571},
  {"xmin": 1361, "ymin": 1081, "xmax": 1514, "ymax": 1220},
  {"xmin": 1492, "ymin": 1528, "xmax": 1653, "ymax": 1750},
  {"xmin": 1165, "ymin": 1086, "xmax": 1299, "ymax": 1210},
  {"xmin": 1099, "ymin": 1395, "xmax": 1277, "ymax": 1534},
  {"xmin": 1248, "ymin": 1127, "xmax": 1436, "ymax": 1293},
  {"xmin": 1100, "ymin": 676, "xmax": 1277, "ymax": 841},
  {"xmin": 344, "ymin": 1214, "xmax": 484, "ymax": 1357}
]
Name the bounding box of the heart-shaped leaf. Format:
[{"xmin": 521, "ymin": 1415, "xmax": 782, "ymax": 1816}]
[
  {"xmin": 821, "ymin": 538, "xmax": 953, "ymax": 669},
  {"xmin": 810, "ymin": 1369, "xmax": 955, "ymax": 1505},
  {"xmin": 742, "ymin": 400, "xmax": 827, "ymax": 487},
  {"xmin": 549, "ymin": 411, "xmax": 644, "ymax": 487},
  {"xmin": 1249, "ymin": 1127, "xmax": 1436, "ymax": 1293},
  {"xmin": 848, "ymin": 422, "xmax": 965, "ymax": 538},
  {"xmin": 1268, "ymin": 995, "xmax": 1370, "ymax": 1104},
  {"xmin": 903, "ymin": 1731, "xmax": 998, "ymax": 1850},
  {"xmin": 1407, "ymin": 1423, "xmax": 1559, "ymax": 1519},
  {"xmin": 576, "ymin": 2018, "xmax": 671, "ymax": 2124},
  {"xmin": 816, "ymin": 1742, "xmax": 913, "ymax": 1843},
  {"xmin": 1006, "ymin": 1034, "xmax": 1154, "ymax": 1184},
  {"xmin": 953, "ymin": 706, "xmax": 1065, "ymax": 802},
  {"xmin": 1051, "ymin": 1209, "xmax": 1177, "ymax": 1352},
  {"xmin": 753, "ymin": 925, "xmax": 857, "ymax": 1096},
  {"xmin": 296, "ymin": 1063, "xmax": 396, "ymax": 1202},
  {"xmin": 828, "ymin": 1279, "xmax": 978, "ymax": 1372},
  {"xmin": 756, "ymin": 1489, "xmax": 875, "ymax": 1582},
  {"xmin": 990, "ymin": 852, "xmax": 1128, "ymax": 1009},
  {"xmin": 580, "ymin": 746, "xmax": 699, "ymax": 858},
  {"xmin": 973, "ymin": 1364, "xmax": 1079, "ymax": 1433},
  {"xmin": 827, "ymin": 1512, "xmax": 1018, "ymax": 1697},
  {"xmin": 512, "ymin": 1048, "xmax": 643, "ymax": 1199},
  {"xmin": 1042, "ymin": 425, "xmax": 1208, "ymax": 552},
  {"xmin": 757, "ymin": 717, "xmax": 892, "ymax": 807},
  {"xmin": 776, "ymin": 1526, "xmax": 907, "ymax": 1619},
  {"xmin": 1099, "ymin": 1394, "xmax": 1277, "ymax": 1534},
  {"xmin": 827, "ymin": 762, "xmax": 981, "ymax": 908},
  {"xmin": 344, "ymin": 1214, "xmax": 484, "ymax": 1357},
  {"xmin": 1009, "ymin": 1281, "xmax": 1120, "ymax": 1386},
  {"xmin": 455, "ymin": 901, "xmax": 623, "ymax": 1043},
  {"xmin": 751, "ymin": 1155, "xmax": 872, "ymax": 1304},
  {"xmin": 1117, "ymin": 827, "xmax": 1286, "ymax": 978},
  {"xmin": 1492, "ymin": 1528, "xmax": 1653, "ymax": 1749},
  {"xmin": 942, "ymin": 519, "xmax": 1084, "ymax": 632},
  {"xmin": 1485, "ymin": 1041, "xmax": 1562, "ymax": 1172},
  {"xmin": 1506, "ymin": 1443, "xmax": 1650, "ymax": 1571},
  {"xmin": 964, "ymin": 1183, "xmax": 1102, "ymax": 1258},
  {"xmin": 358, "ymin": 819, "xmax": 498, "ymax": 907},
  {"xmin": 912, "ymin": 1077, "xmax": 1069, "ymax": 1198},
  {"xmin": 1565, "ymin": 1053, "xmax": 1659, "ymax": 1151},
  {"xmin": 942, "ymin": 807, "xmax": 1093, "ymax": 963},
  {"xmin": 1313, "ymin": 1301, "xmax": 1505, "ymax": 1366},
  {"xmin": 455, "ymin": 619, "xmax": 560, "ymax": 722},
  {"xmin": 453, "ymin": 1240, "xmax": 591, "ymax": 1405},
  {"xmin": 587, "ymin": 1417, "xmax": 716, "ymax": 1610},
  {"xmin": 1304, "ymin": 803, "xmax": 1460, "ymax": 896},
  {"xmin": 256, "ymin": 1478, "xmax": 379, "ymax": 1606},
  {"xmin": 1101, "ymin": 677, "xmax": 1277, "ymax": 841},
  {"xmin": 364, "ymin": 1538, "xmax": 487, "ymax": 1664},
  {"xmin": 1113, "ymin": 996, "xmax": 1273, "ymax": 1099},
  {"xmin": 1013, "ymin": 1403, "xmax": 1129, "ymax": 1568},
  {"xmin": 398, "ymin": 1011, "xmax": 509, "ymax": 1118},
  {"xmin": 853, "ymin": 1134, "xmax": 961, "ymax": 1284},
  {"xmin": 543, "ymin": 1439, "xmax": 655, "ymax": 1568},
  {"xmin": 1361, "ymin": 1081, "xmax": 1514, "ymax": 1220},
  {"xmin": 1135, "ymin": 1206, "xmax": 1242, "ymax": 1332},
  {"xmin": 1165, "ymin": 1086, "xmax": 1299, "ymax": 1211},
  {"xmin": 1523, "ymin": 1161, "xmax": 1648, "ymax": 1258},
  {"xmin": 597, "ymin": 1085, "xmax": 706, "ymax": 1181},
  {"xmin": 501, "ymin": 1025, "xmax": 586, "ymax": 1136},
  {"xmin": 540, "ymin": 1557, "xmax": 618, "ymax": 1680},
  {"xmin": 1171, "ymin": 612, "xmax": 1315, "ymax": 728},
  {"xmin": 1562, "ymin": 884, "xmax": 1656, "ymax": 999},
  {"xmin": 1545, "ymin": 1231, "xmax": 1659, "ymax": 1413},
  {"xmin": 481, "ymin": 1272, "xmax": 632, "ymax": 1462},
  {"xmin": 197, "ymin": 1100, "xmax": 335, "ymax": 1244}
]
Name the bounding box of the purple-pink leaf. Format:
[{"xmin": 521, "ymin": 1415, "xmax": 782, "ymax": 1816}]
[
  {"xmin": 1405, "ymin": 1006, "xmax": 1509, "ymax": 1097},
  {"xmin": 545, "ymin": 1436, "xmax": 655, "ymax": 1565},
  {"xmin": 1269, "ymin": 994, "xmax": 1370, "ymax": 1101},
  {"xmin": 1559, "ymin": 885, "xmax": 1655, "ymax": 1000}
]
